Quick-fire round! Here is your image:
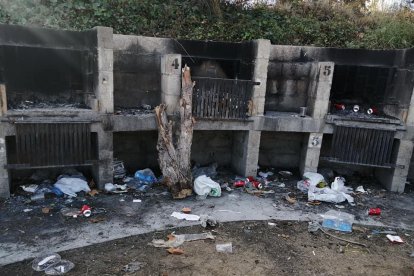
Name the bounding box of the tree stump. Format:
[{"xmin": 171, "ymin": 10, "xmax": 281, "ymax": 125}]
[{"xmin": 155, "ymin": 65, "xmax": 195, "ymax": 199}]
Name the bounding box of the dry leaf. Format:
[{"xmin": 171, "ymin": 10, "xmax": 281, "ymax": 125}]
[
  {"xmin": 167, "ymin": 248, "xmax": 184, "ymax": 255},
  {"xmin": 89, "ymin": 217, "xmax": 105, "ymax": 223},
  {"xmin": 42, "ymin": 207, "xmax": 50, "ymax": 214},
  {"xmin": 88, "ymin": 189, "xmax": 99, "ymax": 196},
  {"xmin": 285, "ymin": 195, "xmax": 296, "ymax": 204}
]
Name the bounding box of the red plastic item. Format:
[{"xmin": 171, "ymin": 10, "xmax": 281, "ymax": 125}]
[
  {"xmin": 334, "ymin": 104, "xmax": 345, "ymax": 110},
  {"xmin": 234, "ymin": 180, "xmax": 245, "ymax": 188},
  {"xmin": 367, "ymin": 107, "xmax": 378, "ymax": 115},
  {"xmin": 368, "ymin": 208, "xmax": 381, "ymax": 216},
  {"xmin": 246, "ymin": 176, "xmax": 255, "ymax": 182}
]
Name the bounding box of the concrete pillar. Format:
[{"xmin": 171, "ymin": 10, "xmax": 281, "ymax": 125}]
[
  {"xmin": 0, "ymin": 127, "xmax": 9, "ymax": 198},
  {"xmin": 307, "ymin": 62, "xmax": 334, "ymax": 119},
  {"xmin": 250, "ymin": 39, "xmax": 270, "ymax": 116},
  {"xmin": 376, "ymin": 139, "xmax": 413, "ymax": 193},
  {"xmin": 94, "ymin": 26, "xmax": 114, "ymax": 114},
  {"xmin": 161, "ymin": 54, "xmax": 182, "ymax": 115},
  {"xmin": 299, "ymin": 133, "xmax": 323, "ymax": 176},
  {"xmin": 232, "ymin": 130, "xmax": 261, "ymax": 177},
  {"xmin": 92, "ymin": 121, "xmax": 113, "ymax": 189}
]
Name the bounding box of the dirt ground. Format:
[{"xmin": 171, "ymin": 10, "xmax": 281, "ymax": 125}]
[{"xmin": 3, "ymin": 220, "xmax": 414, "ymax": 276}]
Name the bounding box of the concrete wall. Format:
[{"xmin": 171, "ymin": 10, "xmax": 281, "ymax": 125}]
[
  {"xmin": 191, "ymin": 130, "xmax": 234, "ymax": 167},
  {"xmin": 259, "ymin": 132, "xmax": 304, "ymax": 168},
  {"xmin": 265, "ymin": 62, "xmax": 311, "ymax": 112}
]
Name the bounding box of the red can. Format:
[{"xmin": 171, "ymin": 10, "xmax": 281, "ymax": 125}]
[
  {"xmin": 367, "ymin": 107, "xmax": 378, "ymax": 115},
  {"xmin": 234, "ymin": 180, "xmax": 245, "ymax": 188},
  {"xmin": 246, "ymin": 176, "xmax": 255, "ymax": 182},
  {"xmin": 81, "ymin": 205, "xmax": 92, "ymax": 217},
  {"xmin": 252, "ymin": 181, "xmax": 263, "ymax": 189},
  {"xmin": 368, "ymin": 208, "xmax": 381, "ymax": 216},
  {"xmin": 334, "ymin": 104, "xmax": 345, "ymax": 110}
]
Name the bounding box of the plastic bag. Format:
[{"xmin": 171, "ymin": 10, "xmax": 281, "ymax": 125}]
[
  {"xmin": 194, "ymin": 175, "xmax": 221, "ymax": 197},
  {"xmin": 320, "ymin": 210, "xmax": 354, "ymax": 232},
  {"xmin": 32, "ymin": 253, "xmax": 61, "ymax": 271},
  {"xmin": 54, "ymin": 178, "xmax": 90, "ymax": 197},
  {"xmin": 45, "ymin": 260, "xmax": 75, "ymax": 275},
  {"xmin": 297, "ymin": 172, "xmax": 326, "ymax": 193},
  {"xmin": 134, "ymin": 168, "xmax": 157, "ymax": 184},
  {"xmin": 307, "ymin": 176, "xmax": 354, "ymax": 204}
]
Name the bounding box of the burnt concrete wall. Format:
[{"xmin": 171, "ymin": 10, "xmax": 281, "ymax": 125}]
[
  {"xmin": 191, "ymin": 130, "xmax": 234, "ymax": 167},
  {"xmin": 0, "ymin": 24, "xmax": 96, "ymax": 108},
  {"xmin": 113, "ymin": 131, "xmax": 159, "ymax": 174},
  {"xmin": 265, "ymin": 62, "xmax": 311, "ymax": 112},
  {"xmin": 259, "ymin": 132, "xmax": 304, "ymax": 168},
  {"xmin": 113, "ymin": 35, "xmax": 255, "ymax": 108}
]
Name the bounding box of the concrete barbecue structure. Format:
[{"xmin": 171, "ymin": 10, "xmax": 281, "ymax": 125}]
[{"xmin": 1, "ymin": 23, "xmax": 414, "ymax": 198}]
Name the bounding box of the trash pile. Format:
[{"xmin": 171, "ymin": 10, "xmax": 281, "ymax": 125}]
[{"xmin": 297, "ymin": 172, "xmax": 354, "ymax": 205}]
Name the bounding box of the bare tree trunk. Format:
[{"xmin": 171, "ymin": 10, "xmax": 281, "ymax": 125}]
[{"xmin": 155, "ymin": 65, "xmax": 195, "ymax": 199}]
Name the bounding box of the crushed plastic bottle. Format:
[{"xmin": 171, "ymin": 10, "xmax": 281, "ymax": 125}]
[
  {"xmin": 45, "ymin": 260, "xmax": 75, "ymax": 275},
  {"xmin": 32, "ymin": 253, "xmax": 61, "ymax": 271}
]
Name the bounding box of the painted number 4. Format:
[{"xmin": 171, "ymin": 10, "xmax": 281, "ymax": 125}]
[
  {"xmin": 171, "ymin": 58, "xmax": 179, "ymax": 69},
  {"xmin": 323, "ymin": 65, "xmax": 331, "ymax": 76}
]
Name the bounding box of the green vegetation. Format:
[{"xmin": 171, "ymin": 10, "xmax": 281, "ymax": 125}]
[{"xmin": 0, "ymin": 0, "xmax": 414, "ymax": 49}]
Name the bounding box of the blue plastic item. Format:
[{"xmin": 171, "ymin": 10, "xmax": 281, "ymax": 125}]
[
  {"xmin": 322, "ymin": 218, "xmax": 352, "ymax": 232},
  {"xmin": 134, "ymin": 169, "xmax": 157, "ymax": 184}
]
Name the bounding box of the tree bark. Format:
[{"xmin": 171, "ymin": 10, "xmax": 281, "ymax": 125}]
[{"xmin": 155, "ymin": 65, "xmax": 195, "ymax": 199}]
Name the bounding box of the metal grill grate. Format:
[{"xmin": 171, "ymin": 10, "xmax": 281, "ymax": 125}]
[
  {"xmin": 192, "ymin": 77, "xmax": 254, "ymax": 120},
  {"xmin": 14, "ymin": 122, "xmax": 92, "ymax": 168},
  {"xmin": 328, "ymin": 125, "xmax": 395, "ymax": 168}
]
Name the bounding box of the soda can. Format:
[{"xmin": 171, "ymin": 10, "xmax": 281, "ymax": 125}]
[
  {"xmin": 81, "ymin": 205, "xmax": 92, "ymax": 217},
  {"xmin": 368, "ymin": 208, "xmax": 381, "ymax": 216},
  {"xmin": 353, "ymin": 105, "xmax": 360, "ymax": 112},
  {"xmin": 334, "ymin": 104, "xmax": 345, "ymax": 110},
  {"xmin": 367, "ymin": 107, "xmax": 378, "ymax": 115},
  {"xmin": 234, "ymin": 180, "xmax": 245, "ymax": 188}
]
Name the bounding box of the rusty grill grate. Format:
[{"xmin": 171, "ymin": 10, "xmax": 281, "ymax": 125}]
[
  {"xmin": 14, "ymin": 122, "xmax": 92, "ymax": 168},
  {"xmin": 328, "ymin": 125, "xmax": 395, "ymax": 168},
  {"xmin": 192, "ymin": 77, "xmax": 255, "ymax": 120}
]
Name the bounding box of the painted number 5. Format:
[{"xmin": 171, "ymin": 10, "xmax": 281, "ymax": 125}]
[{"xmin": 323, "ymin": 65, "xmax": 331, "ymax": 76}]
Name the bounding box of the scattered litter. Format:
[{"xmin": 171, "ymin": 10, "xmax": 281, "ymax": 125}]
[
  {"xmin": 21, "ymin": 184, "xmax": 39, "ymax": 193},
  {"xmin": 279, "ymin": 171, "xmax": 293, "ymax": 178},
  {"xmin": 32, "ymin": 253, "xmax": 61, "ymax": 271},
  {"xmin": 31, "ymin": 193, "xmax": 45, "ymax": 201},
  {"xmin": 386, "ymin": 235, "xmax": 404, "ymax": 244},
  {"xmin": 320, "ymin": 210, "xmax": 354, "ymax": 233},
  {"xmin": 302, "ymin": 175, "xmax": 354, "ymax": 205},
  {"xmin": 216, "ymin": 243, "xmax": 233, "ymax": 253},
  {"xmin": 335, "ymin": 205, "xmax": 345, "ymax": 209},
  {"xmin": 122, "ymin": 261, "xmax": 144, "ymax": 273},
  {"xmin": 181, "ymin": 207, "xmax": 191, "ymax": 214},
  {"xmin": 285, "ymin": 194, "xmax": 296, "ymax": 204},
  {"xmin": 119, "ymin": 199, "xmax": 125, "ymax": 202},
  {"xmin": 134, "ymin": 168, "xmax": 157, "ymax": 184},
  {"xmin": 44, "ymin": 259, "xmax": 75, "ymax": 275},
  {"xmin": 23, "ymin": 208, "xmax": 33, "ymax": 213},
  {"xmin": 216, "ymin": 209, "xmax": 242, "ymax": 214},
  {"xmin": 258, "ymin": 171, "xmax": 273, "ymax": 178},
  {"xmin": 194, "ymin": 175, "xmax": 221, "ymax": 197},
  {"xmin": 42, "ymin": 207, "xmax": 51, "ymax": 214},
  {"xmin": 268, "ymin": 222, "xmax": 277, "ymax": 227},
  {"xmin": 234, "ymin": 180, "xmax": 245, "ymax": 188},
  {"xmin": 150, "ymin": 232, "xmax": 214, "ymax": 248},
  {"xmin": 355, "ymin": 186, "xmax": 367, "ymax": 193},
  {"xmin": 167, "ymin": 248, "xmax": 184, "ymax": 255},
  {"xmin": 368, "ymin": 208, "xmax": 381, "ymax": 216},
  {"xmin": 220, "ymin": 183, "xmax": 233, "ymax": 192},
  {"xmin": 171, "ymin": 211, "xmax": 200, "ymax": 221},
  {"xmin": 81, "ymin": 205, "xmax": 92, "ymax": 217},
  {"xmin": 192, "ymin": 163, "xmax": 218, "ymax": 178},
  {"xmin": 308, "ymin": 221, "xmax": 367, "ymax": 247},
  {"xmin": 54, "ymin": 177, "xmax": 90, "ymax": 197},
  {"xmin": 133, "ymin": 199, "xmax": 142, "ymax": 203},
  {"xmin": 372, "ymin": 230, "xmax": 397, "ymax": 235},
  {"xmin": 89, "ymin": 217, "xmax": 105, "ymax": 223},
  {"xmin": 105, "ymin": 183, "xmax": 128, "ymax": 193},
  {"xmin": 200, "ymin": 215, "xmax": 218, "ymax": 228},
  {"xmin": 312, "ymin": 250, "xmax": 315, "ymax": 256},
  {"xmin": 277, "ymin": 183, "xmax": 286, "ymax": 188}
]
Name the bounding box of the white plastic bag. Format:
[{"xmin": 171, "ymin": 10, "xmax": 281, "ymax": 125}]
[
  {"xmin": 307, "ymin": 176, "xmax": 354, "ymax": 204},
  {"xmin": 194, "ymin": 175, "xmax": 221, "ymax": 197},
  {"xmin": 54, "ymin": 178, "xmax": 91, "ymax": 197},
  {"xmin": 298, "ymin": 172, "xmax": 326, "ymax": 193}
]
